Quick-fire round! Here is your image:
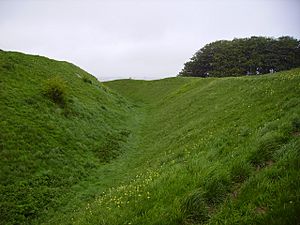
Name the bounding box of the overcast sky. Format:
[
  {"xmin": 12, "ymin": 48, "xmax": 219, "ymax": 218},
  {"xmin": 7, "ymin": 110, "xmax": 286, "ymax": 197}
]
[{"xmin": 1, "ymin": 0, "xmax": 300, "ymax": 81}]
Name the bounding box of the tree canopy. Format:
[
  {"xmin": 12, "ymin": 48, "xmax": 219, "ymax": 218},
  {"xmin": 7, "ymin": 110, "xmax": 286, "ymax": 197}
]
[{"xmin": 178, "ymin": 36, "xmax": 300, "ymax": 77}]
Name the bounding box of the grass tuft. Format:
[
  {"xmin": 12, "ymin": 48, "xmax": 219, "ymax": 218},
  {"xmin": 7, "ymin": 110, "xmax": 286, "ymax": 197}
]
[
  {"xmin": 181, "ymin": 189, "xmax": 209, "ymax": 223},
  {"xmin": 203, "ymin": 172, "xmax": 232, "ymax": 205},
  {"xmin": 230, "ymin": 160, "xmax": 252, "ymax": 183},
  {"xmin": 249, "ymin": 131, "xmax": 288, "ymax": 167},
  {"xmin": 291, "ymin": 116, "xmax": 300, "ymax": 133}
]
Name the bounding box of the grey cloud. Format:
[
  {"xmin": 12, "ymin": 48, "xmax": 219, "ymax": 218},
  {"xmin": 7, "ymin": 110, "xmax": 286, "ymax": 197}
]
[{"xmin": 1, "ymin": 0, "xmax": 299, "ymax": 81}]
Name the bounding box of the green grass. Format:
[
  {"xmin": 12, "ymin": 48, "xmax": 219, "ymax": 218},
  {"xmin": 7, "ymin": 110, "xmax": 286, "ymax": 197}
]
[
  {"xmin": 1, "ymin": 50, "xmax": 300, "ymax": 224},
  {"xmin": 0, "ymin": 51, "xmax": 133, "ymax": 224}
]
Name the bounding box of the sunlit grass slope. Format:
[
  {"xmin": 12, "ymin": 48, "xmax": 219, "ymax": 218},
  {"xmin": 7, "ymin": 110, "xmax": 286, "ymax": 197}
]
[{"xmin": 0, "ymin": 51, "xmax": 134, "ymax": 225}]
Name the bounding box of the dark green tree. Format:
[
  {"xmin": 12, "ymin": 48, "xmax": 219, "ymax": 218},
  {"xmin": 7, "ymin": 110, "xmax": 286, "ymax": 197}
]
[{"xmin": 179, "ymin": 36, "xmax": 300, "ymax": 77}]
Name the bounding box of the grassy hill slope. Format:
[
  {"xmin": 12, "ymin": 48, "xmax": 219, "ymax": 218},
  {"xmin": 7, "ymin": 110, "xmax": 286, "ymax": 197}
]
[
  {"xmin": 101, "ymin": 70, "xmax": 300, "ymax": 224},
  {"xmin": 0, "ymin": 51, "xmax": 135, "ymax": 225},
  {"xmin": 1, "ymin": 51, "xmax": 299, "ymax": 225}
]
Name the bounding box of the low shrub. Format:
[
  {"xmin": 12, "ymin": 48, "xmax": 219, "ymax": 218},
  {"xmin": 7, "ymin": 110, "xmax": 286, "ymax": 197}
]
[
  {"xmin": 82, "ymin": 76, "xmax": 92, "ymax": 84},
  {"xmin": 43, "ymin": 76, "xmax": 67, "ymax": 107}
]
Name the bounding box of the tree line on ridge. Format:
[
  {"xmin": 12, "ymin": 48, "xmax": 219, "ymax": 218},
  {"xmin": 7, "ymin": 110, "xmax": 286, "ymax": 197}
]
[{"xmin": 178, "ymin": 36, "xmax": 300, "ymax": 77}]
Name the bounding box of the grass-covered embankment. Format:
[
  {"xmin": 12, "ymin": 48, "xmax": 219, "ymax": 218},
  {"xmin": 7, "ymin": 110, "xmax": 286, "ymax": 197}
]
[
  {"xmin": 1, "ymin": 50, "xmax": 299, "ymax": 224},
  {"xmin": 0, "ymin": 51, "xmax": 134, "ymax": 225},
  {"xmin": 98, "ymin": 70, "xmax": 300, "ymax": 225},
  {"xmin": 57, "ymin": 68, "xmax": 300, "ymax": 224}
]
